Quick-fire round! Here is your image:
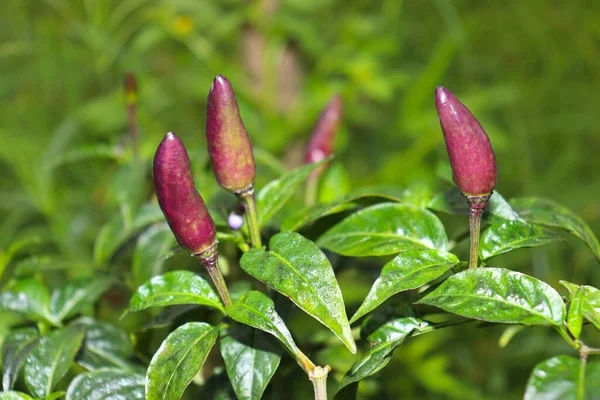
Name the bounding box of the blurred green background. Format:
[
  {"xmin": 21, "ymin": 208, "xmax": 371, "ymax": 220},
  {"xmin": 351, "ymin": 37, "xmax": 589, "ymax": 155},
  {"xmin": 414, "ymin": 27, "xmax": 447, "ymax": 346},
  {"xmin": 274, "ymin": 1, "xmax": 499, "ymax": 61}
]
[{"xmin": 1, "ymin": 0, "xmax": 599, "ymax": 399}]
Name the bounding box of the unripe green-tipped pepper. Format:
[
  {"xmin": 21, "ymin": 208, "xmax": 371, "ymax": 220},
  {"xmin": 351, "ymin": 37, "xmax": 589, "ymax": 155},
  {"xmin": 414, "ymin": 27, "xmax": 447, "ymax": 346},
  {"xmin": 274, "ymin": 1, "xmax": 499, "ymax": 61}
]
[
  {"xmin": 206, "ymin": 75, "xmax": 256, "ymax": 194},
  {"xmin": 435, "ymin": 86, "xmax": 497, "ymax": 198},
  {"xmin": 153, "ymin": 132, "xmax": 217, "ymax": 255}
]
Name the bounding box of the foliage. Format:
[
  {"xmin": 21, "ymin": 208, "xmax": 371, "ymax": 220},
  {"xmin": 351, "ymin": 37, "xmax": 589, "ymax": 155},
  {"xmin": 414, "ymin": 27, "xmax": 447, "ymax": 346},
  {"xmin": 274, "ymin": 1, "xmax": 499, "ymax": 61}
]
[{"xmin": 1, "ymin": 1, "xmax": 600, "ymax": 400}]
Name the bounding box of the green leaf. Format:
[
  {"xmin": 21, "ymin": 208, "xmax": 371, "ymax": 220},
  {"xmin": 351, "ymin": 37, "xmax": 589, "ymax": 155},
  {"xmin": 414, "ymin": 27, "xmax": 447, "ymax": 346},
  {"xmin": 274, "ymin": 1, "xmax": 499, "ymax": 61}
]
[
  {"xmin": 281, "ymin": 187, "xmax": 404, "ymax": 232},
  {"xmin": 0, "ymin": 237, "xmax": 42, "ymax": 280},
  {"xmin": 0, "ymin": 278, "xmax": 55, "ymax": 325},
  {"xmin": 13, "ymin": 256, "xmax": 93, "ymax": 276},
  {"xmin": 50, "ymin": 276, "xmax": 113, "ymax": 322},
  {"xmin": 146, "ymin": 322, "xmax": 218, "ymax": 400},
  {"xmin": 511, "ymin": 197, "xmax": 600, "ymax": 261},
  {"xmin": 220, "ymin": 324, "xmax": 281, "ymax": 400},
  {"xmin": 560, "ymin": 280, "xmax": 582, "ymax": 296},
  {"xmin": 256, "ymin": 159, "xmax": 329, "ymax": 227},
  {"xmin": 24, "ymin": 324, "xmax": 86, "ymax": 398},
  {"xmin": 132, "ymin": 223, "xmax": 176, "ymax": 287},
  {"xmin": 126, "ymin": 271, "xmax": 224, "ymax": 315},
  {"xmin": 317, "ymin": 203, "xmax": 448, "ymax": 256},
  {"xmin": 226, "ymin": 291, "xmax": 304, "ymax": 363},
  {"xmin": 418, "ymin": 268, "xmax": 566, "ymax": 326},
  {"xmin": 317, "ymin": 162, "xmax": 352, "ymax": 203},
  {"xmin": 94, "ymin": 203, "xmax": 164, "ymax": 264},
  {"xmin": 0, "ymin": 392, "xmax": 33, "ymax": 400},
  {"xmin": 73, "ymin": 318, "xmax": 136, "ymax": 372},
  {"xmin": 567, "ymin": 288, "xmax": 584, "ymax": 340},
  {"xmin": 48, "ymin": 143, "xmax": 119, "ymax": 168},
  {"xmin": 350, "ymin": 249, "xmax": 459, "ymax": 323},
  {"xmin": 141, "ymin": 305, "xmax": 200, "ymax": 331},
  {"xmin": 240, "ymin": 232, "xmax": 355, "ymax": 353},
  {"xmin": 524, "ymin": 355, "xmax": 600, "ymax": 400},
  {"xmin": 583, "ymin": 290, "xmax": 600, "ymax": 330},
  {"xmin": 429, "ymin": 188, "xmax": 521, "ymax": 223},
  {"xmin": 338, "ymin": 317, "xmax": 424, "ymax": 391},
  {"xmin": 66, "ymin": 368, "xmax": 145, "ymax": 400},
  {"xmin": 480, "ymin": 220, "xmax": 563, "ymax": 260},
  {"xmin": 2, "ymin": 327, "xmax": 40, "ymax": 391}
]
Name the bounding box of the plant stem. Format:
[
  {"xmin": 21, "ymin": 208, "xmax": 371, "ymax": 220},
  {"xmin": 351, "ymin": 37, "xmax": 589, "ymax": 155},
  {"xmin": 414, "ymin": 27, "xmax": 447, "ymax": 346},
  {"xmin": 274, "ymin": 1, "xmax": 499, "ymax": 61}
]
[
  {"xmin": 466, "ymin": 195, "xmax": 490, "ymax": 269},
  {"xmin": 195, "ymin": 245, "xmax": 232, "ymax": 307},
  {"xmin": 578, "ymin": 348, "xmax": 587, "ymax": 400},
  {"xmin": 309, "ymin": 365, "xmax": 331, "ymax": 400},
  {"xmin": 239, "ymin": 186, "xmax": 262, "ymax": 248},
  {"xmin": 305, "ymin": 170, "xmax": 321, "ymax": 207}
]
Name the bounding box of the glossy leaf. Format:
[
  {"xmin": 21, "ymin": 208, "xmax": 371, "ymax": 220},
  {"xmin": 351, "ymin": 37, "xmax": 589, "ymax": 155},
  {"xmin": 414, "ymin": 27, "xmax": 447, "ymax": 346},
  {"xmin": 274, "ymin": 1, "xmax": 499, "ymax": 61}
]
[
  {"xmin": 13, "ymin": 256, "xmax": 92, "ymax": 276},
  {"xmin": 24, "ymin": 324, "xmax": 86, "ymax": 398},
  {"xmin": 418, "ymin": 268, "xmax": 565, "ymax": 326},
  {"xmin": 146, "ymin": 322, "xmax": 218, "ymax": 400},
  {"xmin": 2, "ymin": 327, "xmax": 40, "ymax": 391},
  {"xmin": 338, "ymin": 317, "xmax": 424, "ymax": 391},
  {"xmin": 73, "ymin": 318, "xmax": 136, "ymax": 371},
  {"xmin": 0, "ymin": 278, "xmax": 55, "ymax": 325},
  {"xmin": 281, "ymin": 187, "xmax": 404, "ymax": 232},
  {"xmin": 66, "ymin": 368, "xmax": 145, "ymax": 400},
  {"xmin": 351, "ymin": 249, "xmax": 459, "ymax": 323},
  {"xmin": 256, "ymin": 159, "xmax": 328, "ymax": 227},
  {"xmin": 583, "ymin": 290, "xmax": 600, "ymax": 330},
  {"xmin": 126, "ymin": 271, "xmax": 224, "ymax": 315},
  {"xmin": 0, "ymin": 392, "xmax": 33, "ymax": 400},
  {"xmin": 511, "ymin": 197, "xmax": 600, "ymax": 261},
  {"xmin": 132, "ymin": 223, "xmax": 176, "ymax": 287},
  {"xmin": 567, "ymin": 288, "xmax": 584, "ymax": 339},
  {"xmin": 226, "ymin": 291, "xmax": 303, "ymax": 362},
  {"xmin": 480, "ymin": 220, "xmax": 563, "ymax": 260},
  {"xmin": 240, "ymin": 232, "xmax": 355, "ymax": 352},
  {"xmin": 429, "ymin": 188, "xmax": 521, "ymax": 223},
  {"xmin": 524, "ymin": 355, "xmax": 600, "ymax": 400},
  {"xmin": 94, "ymin": 203, "xmax": 164, "ymax": 264},
  {"xmin": 317, "ymin": 203, "xmax": 448, "ymax": 256},
  {"xmin": 50, "ymin": 275, "xmax": 113, "ymax": 322},
  {"xmin": 220, "ymin": 324, "xmax": 281, "ymax": 400}
]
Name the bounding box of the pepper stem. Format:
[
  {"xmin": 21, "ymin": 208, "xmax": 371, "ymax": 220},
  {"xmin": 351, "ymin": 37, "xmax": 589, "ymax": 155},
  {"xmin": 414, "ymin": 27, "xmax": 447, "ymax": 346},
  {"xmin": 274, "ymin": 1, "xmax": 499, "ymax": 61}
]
[
  {"xmin": 195, "ymin": 245, "xmax": 232, "ymax": 307},
  {"xmin": 239, "ymin": 186, "xmax": 262, "ymax": 248},
  {"xmin": 309, "ymin": 365, "xmax": 330, "ymax": 400},
  {"xmin": 466, "ymin": 194, "xmax": 491, "ymax": 269}
]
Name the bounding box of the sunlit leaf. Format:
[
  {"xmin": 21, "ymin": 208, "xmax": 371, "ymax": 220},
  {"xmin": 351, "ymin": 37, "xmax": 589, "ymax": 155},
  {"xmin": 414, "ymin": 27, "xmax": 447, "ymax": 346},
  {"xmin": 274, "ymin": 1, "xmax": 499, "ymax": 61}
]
[
  {"xmin": 2, "ymin": 327, "xmax": 40, "ymax": 391},
  {"xmin": 418, "ymin": 268, "xmax": 565, "ymax": 326},
  {"xmin": 281, "ymin": 187, "xmax": 404, "ymax": 232},
  {"xmin": 429, "ymin": 188, "xmax": 521, "ymax": 223},
  {"xmin": 351, "ymin": 249, "xmax": 459, "ymax": 323},
  {"xmin": 524, "ymin": 355, "xmax": 600, "ymax": 400},
  {"xmin": 126, "ymin": 271, "xmax": 224, "ymax": 314},
  {"xmin": 50, "ymin": 275, "xmax": 113, "ymax": 322},
  {"xmin": 567, "ymin": 288, "xmax": 584, "ymax": 340},
  {"xmin": 317, "ymin": 203, "xmax": 448, "ymax": 256},
  {"xmin": 240, "ymin": 232, "xmax": 355, "ymax": 352},
  {"xmin": 73, "ymin": 318, "xmax": 137, "ymax": 372},
  {"xmin": 24, "ymin": 324, "xmax": 86, "ymax": 398},
  {"xmin": 146, "ymin": 322, "xmax": 218, "ymax": 400},
  {"xmin": 226, "ymin": 291, "xmax": 304, "ymax": 364},
  {"xmin": 220, "ymin": 324, "xmax": 281, "ymax": 400},
  {"xmin": 66, "ymin": 368, "xmax": 145, "ymax": 400},
  {"xmin": 480, "ymin": 220, "xmax": 563, "ymax": 260},
  {"xmin": 511, "ymin": 197, "xmax": 600, "ymax": 261},
  {"xmin": 338, "ymin": 317, "xmax": 424, "ymax": 391},
  {"xmin": 0, "ymin": 278, "xmax": 55, "ymax": 325}
]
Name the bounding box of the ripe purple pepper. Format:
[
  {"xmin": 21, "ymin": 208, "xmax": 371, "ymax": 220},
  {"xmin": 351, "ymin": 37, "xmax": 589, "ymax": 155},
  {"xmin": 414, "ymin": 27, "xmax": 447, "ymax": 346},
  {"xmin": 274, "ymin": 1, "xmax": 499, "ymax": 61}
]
[
  {"xmin": 206, "ymin": 75, "xmax": 256, "ymax": 194},
  {"xmin": 305, "ymin": 94, "xmax": 343, "ymax": 164},
  {"xmin": 435, "ymin": 86, "xmax": 497, "ymax": 199},
  {"xmin": 153, "ymin": 132, "xmax": 216, "ymax": 255}
]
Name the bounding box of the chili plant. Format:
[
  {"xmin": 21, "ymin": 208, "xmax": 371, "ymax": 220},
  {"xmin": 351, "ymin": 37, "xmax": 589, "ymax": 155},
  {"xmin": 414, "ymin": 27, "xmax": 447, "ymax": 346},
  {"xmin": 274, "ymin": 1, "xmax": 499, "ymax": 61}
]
[{"xmin": 1, "ymin": 78, "xmax": 599, "ymax": 400}]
